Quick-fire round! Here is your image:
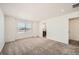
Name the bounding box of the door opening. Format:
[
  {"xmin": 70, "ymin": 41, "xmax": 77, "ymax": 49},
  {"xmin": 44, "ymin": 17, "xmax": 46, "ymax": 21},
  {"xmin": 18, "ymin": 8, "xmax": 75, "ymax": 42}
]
[
  {"xmin": 69, "ymin": 17, "xmax": 79, "ymax": 46},
  {"xmin": 43, "ymin": 30, "xmax": 46, "ymax": 38},
  {"xmin": 42, "ymin": 23, "xmax": 47, "ymax": 38}
]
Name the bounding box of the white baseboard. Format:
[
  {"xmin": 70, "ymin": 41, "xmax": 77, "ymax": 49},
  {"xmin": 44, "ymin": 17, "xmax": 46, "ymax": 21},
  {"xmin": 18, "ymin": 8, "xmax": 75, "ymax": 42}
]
[{"xmin": 5, "ymin": 36, "xmax": 40, "ymax": 43}]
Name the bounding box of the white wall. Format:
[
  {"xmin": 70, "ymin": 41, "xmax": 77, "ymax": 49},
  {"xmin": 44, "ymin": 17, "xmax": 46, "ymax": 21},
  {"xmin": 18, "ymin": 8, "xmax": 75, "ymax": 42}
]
[
  {"xmin": 69, "ymin": 18, "xmax": 79, "ymax": 41},
  {"xmin": 5, "ymin": 16, "xmax": 16, "ymax": 42},
  {"xmin": 32, "ymin": 21, "xmax": 39, "ymax": 37},
  {"xmin": 5, "ymin": 16, "xmax": 39, "ymax": 42},
  {"xmin": 39, "ymin": 16, "xmax": 68, "ymax": 44},
  {"xmin": 39, "ymin": 11, "xmax": 79, "ymax": 44},
  {"xmin": 0, "ymin": 8, "xmax": 5, "ymax": 52}
]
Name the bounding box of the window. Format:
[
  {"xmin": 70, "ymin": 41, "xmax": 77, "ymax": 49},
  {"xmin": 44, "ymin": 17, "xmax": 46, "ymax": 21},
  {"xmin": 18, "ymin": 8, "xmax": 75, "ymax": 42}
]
[{"xmin": 17, "ymin": 21, "xmax": 32, "ymax": 33}]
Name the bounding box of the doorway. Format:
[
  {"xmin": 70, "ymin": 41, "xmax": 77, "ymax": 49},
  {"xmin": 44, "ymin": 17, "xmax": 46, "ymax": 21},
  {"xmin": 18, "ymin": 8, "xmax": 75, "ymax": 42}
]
[
  {"xmin": 69, "ymin": 17, "xmax": 79, "ymax": 46},
  {"xmin": 42, "ymin": 23, "xmax": 47, "ymax": 38}
]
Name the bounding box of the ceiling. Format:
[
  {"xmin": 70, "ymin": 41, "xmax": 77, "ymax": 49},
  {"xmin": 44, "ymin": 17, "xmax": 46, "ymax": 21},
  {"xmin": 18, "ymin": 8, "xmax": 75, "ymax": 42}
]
[{"xmin": 0, "ymin": 3, "xmax": 79, "ymax": 21}]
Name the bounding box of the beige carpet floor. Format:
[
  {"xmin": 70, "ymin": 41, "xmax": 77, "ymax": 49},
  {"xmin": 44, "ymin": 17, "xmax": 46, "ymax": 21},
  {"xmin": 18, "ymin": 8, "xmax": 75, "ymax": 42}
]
[{"xmin": 1, "ymin": 37, "xmax": 79, "ymax": 55}]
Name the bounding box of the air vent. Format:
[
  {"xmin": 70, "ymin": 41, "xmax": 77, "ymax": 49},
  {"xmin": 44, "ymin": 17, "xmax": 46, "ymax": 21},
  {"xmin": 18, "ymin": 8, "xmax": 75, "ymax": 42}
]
[{"xmin": 72, "ymin": 3, "xmax": 79, "ymax": 8}]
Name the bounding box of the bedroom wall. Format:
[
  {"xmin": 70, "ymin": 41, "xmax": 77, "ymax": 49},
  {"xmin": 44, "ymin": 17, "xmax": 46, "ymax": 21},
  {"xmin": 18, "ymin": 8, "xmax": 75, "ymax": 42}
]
[
  {"xmin": 39, "ymin": 11, "xmax": 79, "ymax": 44},
  {"xmin": 5, "ymin": 16, "xmax": 16, "ymax": 42},
  {"xmin": 5, "ymin": 16, "xmax": 39, "ymax": 42},
  {"xmin": 0, "ymin": 8, "xmax": 5, "ymax": 52}
]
